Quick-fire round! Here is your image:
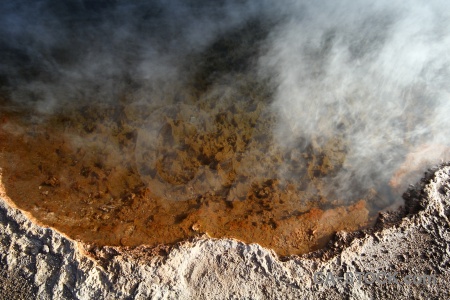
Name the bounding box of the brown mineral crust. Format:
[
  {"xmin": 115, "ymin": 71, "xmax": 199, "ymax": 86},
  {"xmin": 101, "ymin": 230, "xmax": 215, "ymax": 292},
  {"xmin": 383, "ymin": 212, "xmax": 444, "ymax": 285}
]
[{"xmin": 0, "ymin": 100, "xmax": 372, "ymax": 256}]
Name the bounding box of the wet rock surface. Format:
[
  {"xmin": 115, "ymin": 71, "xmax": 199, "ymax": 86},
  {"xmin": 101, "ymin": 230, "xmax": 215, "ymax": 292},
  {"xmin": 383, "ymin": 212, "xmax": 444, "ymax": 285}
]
[{"xmin": 0, "ymin": 164, "xmax": 449, "ymax": 299}]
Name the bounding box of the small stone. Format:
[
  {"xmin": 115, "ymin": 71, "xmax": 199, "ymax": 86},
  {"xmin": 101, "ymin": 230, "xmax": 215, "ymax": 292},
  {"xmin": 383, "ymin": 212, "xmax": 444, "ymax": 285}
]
[
  {"xmin": 192, "ymin": 223, "xmax": 200, "ymax": 231},
  {"xmin": 42, "ymin": 245, "xmax": 49, "ymax": 253}
]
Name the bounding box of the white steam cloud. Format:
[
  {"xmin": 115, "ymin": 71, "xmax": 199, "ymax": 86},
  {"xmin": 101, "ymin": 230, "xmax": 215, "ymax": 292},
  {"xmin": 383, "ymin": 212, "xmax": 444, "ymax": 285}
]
[
  {"xmin": 259, "ymin": 0, "xmax": 450, "ymax": 204},
  {"xmin": 0, "ymin": 0, "xmax": 266, "ymax": 113},
  {"xmin": 1, "ymin": 0, "xmax": 450, "ymax": 208}
]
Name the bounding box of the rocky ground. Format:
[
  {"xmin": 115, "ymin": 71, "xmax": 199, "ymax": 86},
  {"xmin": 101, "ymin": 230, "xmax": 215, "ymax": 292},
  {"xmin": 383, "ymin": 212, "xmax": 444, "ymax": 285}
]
[{"xmin": 0, "ymin": 164, "xmax": 450, "ymax": 299}]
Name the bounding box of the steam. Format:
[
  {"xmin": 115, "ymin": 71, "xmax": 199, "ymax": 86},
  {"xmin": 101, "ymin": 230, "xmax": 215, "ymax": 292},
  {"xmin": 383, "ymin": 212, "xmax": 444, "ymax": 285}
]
[
  {"xmin": 260, "ymin": 0, "xmax": 450, "ymax": 204},
  {"xmin": 2, "ymin": 0, "xmax": 450, "ymax": 208},
  {"xmin": 0, "ymin": 0, "xmax": 266, "ymax": 113}
]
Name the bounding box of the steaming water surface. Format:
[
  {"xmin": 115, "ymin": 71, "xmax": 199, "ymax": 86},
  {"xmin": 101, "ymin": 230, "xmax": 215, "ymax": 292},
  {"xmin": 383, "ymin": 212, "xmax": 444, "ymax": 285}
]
[{"xmin": 1, "ymin": 0, "xmax": 450, "ymax": 255}]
